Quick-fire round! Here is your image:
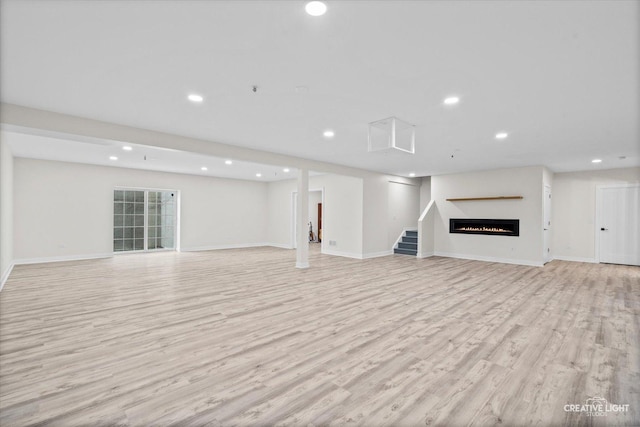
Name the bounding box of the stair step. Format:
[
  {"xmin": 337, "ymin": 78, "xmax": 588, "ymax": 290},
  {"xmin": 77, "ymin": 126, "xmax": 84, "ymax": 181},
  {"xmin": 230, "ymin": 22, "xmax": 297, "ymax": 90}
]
[
  {"xmin": 398, "ymin": 242, "xmax": 417, "ymax": 250},
  {"xmin": 405, "ymin": 230, "xmax": 418, "ymax": 237},
  {"xmin": 394, "ymin": 248, "xmax": 417, "ymax": 256},
  {"xmin": 402, "ymin": 236, "xmax": 418, "ymax": 243}
]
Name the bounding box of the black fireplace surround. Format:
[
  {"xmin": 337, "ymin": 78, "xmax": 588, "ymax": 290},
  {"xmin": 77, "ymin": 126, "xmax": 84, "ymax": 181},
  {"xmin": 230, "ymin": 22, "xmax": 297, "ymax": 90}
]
[{"xmin": 449, "ymin": 218, "xmax": 519, "ymax": 236}]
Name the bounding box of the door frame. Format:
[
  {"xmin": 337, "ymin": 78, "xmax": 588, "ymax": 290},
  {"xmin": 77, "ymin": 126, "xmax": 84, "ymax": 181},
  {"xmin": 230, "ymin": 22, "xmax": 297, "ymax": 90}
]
[
  {"xmin": 543, "ymin": 185, "xmax": 552, "ymax": 263},
  {"xmin": 595, "ymin": 183, "xmax": 639, "ymax": 263},
  {"xmin": 291, "ymin": 187, "xmax": 324, "ymax": 250}
]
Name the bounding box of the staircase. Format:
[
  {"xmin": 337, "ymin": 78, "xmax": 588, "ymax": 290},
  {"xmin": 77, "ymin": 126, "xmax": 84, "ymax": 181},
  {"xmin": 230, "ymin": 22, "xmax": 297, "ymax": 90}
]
[{"xmin": 394, "ymin": 230, "xmax": 417, "ymax": 256}]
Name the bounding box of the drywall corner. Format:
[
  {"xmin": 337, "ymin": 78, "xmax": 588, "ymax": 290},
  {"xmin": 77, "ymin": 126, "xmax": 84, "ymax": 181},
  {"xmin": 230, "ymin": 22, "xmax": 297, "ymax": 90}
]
[{"xmin": 0, "ymin": 136, "xmax": 14, "ymax": 289}]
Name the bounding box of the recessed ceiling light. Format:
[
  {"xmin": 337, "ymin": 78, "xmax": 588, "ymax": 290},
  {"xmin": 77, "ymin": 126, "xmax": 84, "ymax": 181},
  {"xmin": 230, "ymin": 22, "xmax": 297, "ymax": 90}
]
[
  {"xmin": 592, "ymin": 159, "xmax": 602, "ymax": 163},
  {"xmin": 495, "ymin": 132, "xmax": 508, "ymax": 140},
  {"xmin": 323, "ymin": 130, "xmax": 335, "ymax": 138},
  {"xmin": 409, "ymin": 173, "xmax": 416, "ymax": 177},
  {"xmin": 188, "ymin": 94, "xmax": 204, "ymax": 103},
  {"xmin": 225, "ymin": 160, "xmax": 233, "ymax": 165},
  {"xmin": 283, "ymin": 168, "xmax": 290, "ymax": 173},
  {"xmin": 305, "ymin": 1, "xmax": 327, "ymax": 16},
  {"xmin": 444, "ymin": 96, "xmax": 460, "ymax": 105},
  {"xmin": 201, "ymin": 167, "xmax": 208, "ymax": 171},
  {"xmin": 122, "ymin": 146, "xmax": 132, "ymax": 151},
  {"xmin": 109, "ymin": 156, "xmax": 118, "ymax": 161},
  {"xmin": 256, "ymin": 173, "xmax": 262, "ymax": 177}
]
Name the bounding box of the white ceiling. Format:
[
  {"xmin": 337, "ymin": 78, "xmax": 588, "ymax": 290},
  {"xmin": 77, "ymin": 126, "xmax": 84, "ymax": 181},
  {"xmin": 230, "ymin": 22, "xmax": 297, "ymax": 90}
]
[
  {"xmin": 1, "ymin": 0, "xmax": 638, "ymax": 177},
  {"xmin": 2, "ymin": 130, "xmax": 304, "ymax": 182}
]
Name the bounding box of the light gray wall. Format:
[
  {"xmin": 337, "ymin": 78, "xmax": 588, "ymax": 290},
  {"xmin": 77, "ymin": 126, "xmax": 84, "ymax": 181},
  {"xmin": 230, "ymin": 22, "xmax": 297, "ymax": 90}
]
[
  {"xmin": 13, "ymin": 158, "xmax": 268, "ymax": 261},
  {"xmin": 0, "ymin": 137, "xmax": 14, "ymax": 285},
  {"xmin": 552, "ymin": 167, "xmax": 640, "ymax": 262},
  {"xmin": 432, "ymin": 166, "xmax": 545, "ymax": 266}
]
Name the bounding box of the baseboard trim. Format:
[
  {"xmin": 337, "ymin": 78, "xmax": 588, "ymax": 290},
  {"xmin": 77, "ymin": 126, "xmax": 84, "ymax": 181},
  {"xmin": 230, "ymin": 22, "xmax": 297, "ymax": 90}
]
[
  {"xmin": 553, "ymin": 255, "xmax": 598, "ymax": 264},
  {"xmin": 417, "ymin": 251, "xmax": 434, "ymax": 259},
  {"xmin": 0, "ymin": 263, "xmax": 15, "ymax": 292},
  {"xmin": 13, "ymin": 253, "xmax": 113, "ymax": 265},
  {"xmin": 321, "ymin": 248, "xmax": 364, "ymax": 260},
  {"xmin": 181, "ymin": 243, "xmax": 272, "ymax": 252},
  {"xmin": 266, "ymin": 243, "xmax": 294, "ymax": 250},
  {"xmin": 434, "ymin": 251, "xmax": 544, "ymax": 267},
  {"xmin": 362, "ymin": 250, "xmax": 393, "ymax": 259}
]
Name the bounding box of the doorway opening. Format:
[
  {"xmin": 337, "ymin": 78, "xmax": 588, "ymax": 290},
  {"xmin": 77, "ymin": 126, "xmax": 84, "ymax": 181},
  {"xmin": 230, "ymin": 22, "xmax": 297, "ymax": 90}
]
[
  {"xmin": 292, "ymin": 188, "xmax": 324, "ymax": 250},
  {"xmin": 544, "ymin": 185, "xmax": 552, "ymax": 263}
]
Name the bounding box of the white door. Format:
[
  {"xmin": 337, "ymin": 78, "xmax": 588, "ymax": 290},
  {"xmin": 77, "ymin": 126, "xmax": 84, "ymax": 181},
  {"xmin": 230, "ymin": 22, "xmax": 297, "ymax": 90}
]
[
  {"xmin": 543, "ymin": 186, "xmax": 552, "ymax": 263},
  {"xmin": 598, "ymin": 185, "xmax": 640, "ymax": 266}
]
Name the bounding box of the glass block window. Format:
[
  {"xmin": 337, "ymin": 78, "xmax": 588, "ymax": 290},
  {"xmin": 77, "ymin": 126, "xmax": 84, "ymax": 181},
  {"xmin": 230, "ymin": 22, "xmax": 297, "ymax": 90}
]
[
  {"xmin": 113, "ymin": 189, "xmax": 177, "ymax": 253},
  {"xmin": 147, "ymin": 191, "xmax": 176, "ymax": 250}
]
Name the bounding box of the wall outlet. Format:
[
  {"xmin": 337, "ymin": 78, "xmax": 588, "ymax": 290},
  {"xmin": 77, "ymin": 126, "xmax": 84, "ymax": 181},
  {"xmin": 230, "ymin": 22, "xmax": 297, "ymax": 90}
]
[{"xmin": 329, "ymin": 240, "xmax": 337, "ymax": 246}]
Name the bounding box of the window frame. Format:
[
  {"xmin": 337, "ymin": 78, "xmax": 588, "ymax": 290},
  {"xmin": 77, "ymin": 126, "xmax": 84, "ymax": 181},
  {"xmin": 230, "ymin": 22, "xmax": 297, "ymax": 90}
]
[{"xmin": 113, "ymin": 186, "xmax": 179, "ymax": 254}]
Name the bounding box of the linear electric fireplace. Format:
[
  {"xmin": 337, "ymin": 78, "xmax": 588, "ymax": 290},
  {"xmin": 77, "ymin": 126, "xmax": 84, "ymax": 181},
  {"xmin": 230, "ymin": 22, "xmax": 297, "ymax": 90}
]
[{"xmin": 450, "ymin": 218, "xmax": 519, "ymax": 236}]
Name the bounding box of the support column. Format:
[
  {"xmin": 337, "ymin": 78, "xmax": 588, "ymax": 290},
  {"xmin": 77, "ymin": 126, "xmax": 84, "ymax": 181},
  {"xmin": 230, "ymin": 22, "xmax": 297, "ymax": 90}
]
[{"xmin": 296, "ymin": 168, "xmax": 309, "ymax": 269}]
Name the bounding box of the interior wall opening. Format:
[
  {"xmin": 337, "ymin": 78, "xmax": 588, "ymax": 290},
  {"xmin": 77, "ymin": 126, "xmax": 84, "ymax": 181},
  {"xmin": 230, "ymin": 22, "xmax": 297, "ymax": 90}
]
[{"xmin": 292, "ymin": 188, "xmax": 324, "ymax": 251}]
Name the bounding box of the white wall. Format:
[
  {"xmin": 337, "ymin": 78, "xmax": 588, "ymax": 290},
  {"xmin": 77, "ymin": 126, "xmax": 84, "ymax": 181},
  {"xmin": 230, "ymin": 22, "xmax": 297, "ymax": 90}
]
[
  {"xmin": 362, "ymin": 174, "xmax": 420, "ymax": 257},
  {"xmin": 267, "ymin": 174, "xmax": 363, "ymax": 258},
  {"xmin": 387, "ymin": 180, "xmax": 420, "ymax": 246},
  {"xmin": 432, "ymin": 166, "xmax": 545, "ymax": 266},
  {"xmin": 552, "ymin": 167, "xmax": 640, "ymax": 262},
  {"xmin": 266, "ymin": 179, "xmax": 294, "ymax": 249},
  {"xmin": 417, "ymin": 200, "xmax": 435, "ymax": 258},
  {"xmin": 362, "ymin": 174, "xmax": 389, "ymax": 257},
  {"xmin": 321, "ymin": 174, "xmax": 363, "ymax": 257},
  {"xmin": 417, "ymin": 176, "xmax": 434, "ymax": 258},
  {"xmin": 419, "ymin": 176, "xmax": 432, "ymax": 212},
  {"xmin": 0, "ymin": 137, "xmax": 14, "ymax": 286},
  {"xmin": 13, "ymin": 158, "xmax": 268, "ymax": 262}
]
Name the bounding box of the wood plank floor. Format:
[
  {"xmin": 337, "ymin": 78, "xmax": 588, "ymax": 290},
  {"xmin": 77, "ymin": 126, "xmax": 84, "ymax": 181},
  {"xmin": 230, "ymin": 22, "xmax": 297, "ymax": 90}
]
[{"xmin": 1, "ymin": 246, "xmax": 639, "ymax": 426}]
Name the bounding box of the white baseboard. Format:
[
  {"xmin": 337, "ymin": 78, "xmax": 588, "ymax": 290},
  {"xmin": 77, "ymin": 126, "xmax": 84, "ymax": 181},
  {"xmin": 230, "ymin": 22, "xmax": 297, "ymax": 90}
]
[
  {"xmin": 266, "ymin": 243, "xmax": 294, "ymax": 250},
  {"xmin": 553, "ymin": 255, "xmax": 598, "ymax": 264},
  {"xmin": 324, "ymin": 249, "xmax": 393, "ymax": 260},
  {"xmin": 417, "ymin": 251, "xmax": 434, "ymax": 259},
  {"xmin": 321, "ymin": 248, "xmax": 364, "ymax": 260},
  {"xmin": 0, "ymin": 263, "xmax": 14, "ymax": 292},
  {"xmin": 13, "ymin": 253, "xmax": 113, "ymax": 265},
  {"xmin": 362, "ymin": 250, "xmax": 393, "ymax": 259},
  {"xmin": 434, "ymin": 251, "xmax": 544, "ymax": 267},
  {"xmin": 181, "ymin": 243, "xmax": 272, "ymax": 252}
]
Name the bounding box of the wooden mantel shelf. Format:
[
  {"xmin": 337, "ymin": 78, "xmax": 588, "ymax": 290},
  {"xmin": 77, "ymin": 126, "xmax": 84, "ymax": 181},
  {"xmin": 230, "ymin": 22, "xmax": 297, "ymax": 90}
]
[{"xmin": 446, "ymin": 196, "xmax": 523, "ymax": 202}]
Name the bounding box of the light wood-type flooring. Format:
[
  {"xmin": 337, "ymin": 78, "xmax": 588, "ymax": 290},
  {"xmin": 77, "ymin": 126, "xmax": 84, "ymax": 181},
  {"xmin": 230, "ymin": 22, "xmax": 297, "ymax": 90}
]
[{"xmin": 1, "ymin": 246, "xmax": 639, "ymax": 426}]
